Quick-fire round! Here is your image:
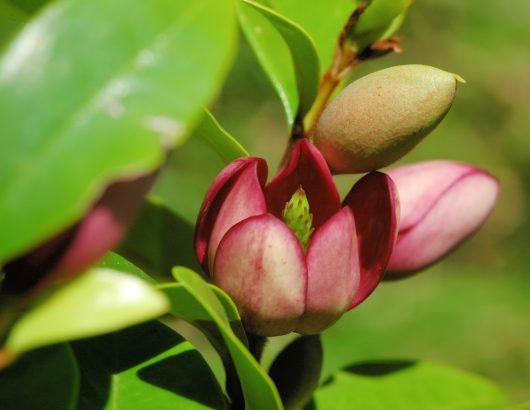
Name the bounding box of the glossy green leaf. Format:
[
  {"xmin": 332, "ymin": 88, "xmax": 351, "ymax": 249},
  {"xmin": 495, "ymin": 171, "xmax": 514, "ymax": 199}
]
[
  {"xmin": 0, "ymin": 1, "xmax": 26, "ymax": 43},
  {"xmin": 349, "ymin": 0, "xmax": 411, "ymax": 50},
  {"xmin": 72, "ymin": 320, "xmax": 226, "ymax": 410},
  {"xmin": 4, "ymin": 268, "xmax": 169, "ymax": 355},
  {"xmin": 237, "ymin": 0, "xmax": 298, "ymax": 126},
  {"xmin": 195, "ymin": 109, "xmax": 249, "ymax": 163},
  {"xmin": 163, "ymin": 267, "xmax": 283, "ymax": 410},
  {"xmin": 269, "ymin": 335, "xmax": 323, "ymax": 410},
  {"xmin": 118, "ymin": 197, "xmax": 202, "ymax": 278},
  {"xmin": 0, "ymin": 344, "xmax": 79, "ymax": 410},
  {"xmin": 268, "ymin": 0, "xmax": 358, "ymax": 71},
  {"xmin": 243, "ymin": 0, "xmax": 320, "ymax": 117},
  {"xmin": 0, "ymin": 0, "xmax": 237, "ymax": 263},
  {"xmin": 99, "ymin": 252, "xmax": 156, "ymax": 284},
  {"xmin": 308, "ymin": 360, "xmax": 510, "ymax": 410}
]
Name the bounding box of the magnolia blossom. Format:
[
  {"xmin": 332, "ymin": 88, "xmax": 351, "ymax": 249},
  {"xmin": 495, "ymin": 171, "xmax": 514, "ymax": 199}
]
[
  {"xmin": 385, "ymin": 160, "xmax": 499, "ymax": 277},
  {"xmin": 2, "ymin": 174, "xmax": 154, "ymax": 294},
  {"xmin": 195, "ymin": 140, "xmax": 398, "ymax": 336}
]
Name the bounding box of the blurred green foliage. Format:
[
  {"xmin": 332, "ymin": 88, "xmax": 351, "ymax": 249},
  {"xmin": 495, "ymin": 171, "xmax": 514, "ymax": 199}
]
[{"xmin": 154, "ymin": 0, "xmax": 530, "ymax": 402}]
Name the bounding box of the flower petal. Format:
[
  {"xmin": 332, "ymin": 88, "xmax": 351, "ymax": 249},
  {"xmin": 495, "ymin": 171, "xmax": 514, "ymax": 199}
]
[
  {"xmin": 297, "ymin": 207, "xmax": 359, "ymax": 334},
  {"xmin": 194, "ymin": 157, "xmax": 268, "ymax": 271},
  {"xmin": 265, "ymin": 140, "xmax": 340, "ymax": 229},
  {"xmin": 386, "ymin": 161, "xmax": 499, "ymax": 276},
  {"xmin": 343, "ymin": 171, "xmax": 399, "ymax": 307},
  {"xmin": 213, "ymin": 214, "xmax": 306, "ymax": 336},
  {"xmin": 207, "ymin": 160, "xmax": 268, "ymax": 273}
]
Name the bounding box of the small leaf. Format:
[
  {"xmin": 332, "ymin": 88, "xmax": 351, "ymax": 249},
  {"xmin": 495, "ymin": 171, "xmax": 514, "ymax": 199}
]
[
  {"xmin": 0, "ymin": 0, "xmax": 237, "ymax": 263},
  {"xmin": 308, "ymin": 360, "xmax": 510, "ymax": 410},
  {"xmin": 163, "ymin": 267, "xmax": 283, "ymax": 410},
  {"xmin": 268, "ymin": 0, "xmax": 358, "ymax": 70},
  {"xmin": 4, "ymin": 268, "xmax": 169, "ymax": 355},
  {"xmin": 243, "ymin": 0, "xmax": 320, "ymax": 117},
  {"xmin": 99, "ymin": 251, "xmax": 157, "ymax": 284},
  {"xmin": 0, "ymin": 344, "xmax": 79, "ymax": 410},
  {"xmin": 195, "ymin": 109, "xmax": 249, "ymax": 163},
  {"xmin": 237, "ymin": 0, "xmax": 298, "ymax": 126},
  {"xmin": 349, "ymin": 0, "xmax": 411, "ymax": 50},
  {"xmin": 269, "ymin": 335, "xmax": 323, "ymax": 410},
  {"xmin": 72, "ymin": 320, "xmax": 226, "ymax": 410},
  {"xmin": 118, "ymin": 197, "xmax": 203, "ymax": 278}
]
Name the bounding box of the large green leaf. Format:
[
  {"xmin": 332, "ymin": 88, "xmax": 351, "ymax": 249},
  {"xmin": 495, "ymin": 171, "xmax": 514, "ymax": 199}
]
[
  {"xmin": 72, "ymin": 320, "xmax": 226, "ymax": 410},
  {"xmin": 268, "ymin": 0, "xmax": 358, "ymax": 70},
  {"xmin": 162, "ymin": 267, "xmax": 283, "ymax": 410},
  {"xmin": 308, "ymin": 360, "xmax": 510, "ymax": 410},
  {"xmin": 3, "ymin": 268, "xmax": 169, "ymax": 355},
  {"xmin": 195, "ymin": 108, "xmax": 249, "ymax": 163},
  {"xmin": 0, "ymin": 344, "xmax": 79, "ymax": 410},
  {"xmin": 99, "ymin": 251, "xmax": 157, "ymax": 285},
  {"xmin": 0, "ymin": 0, "xmax": 237, "ymax": 263},
  {"xmin": 118, "ymin": 197, "xmax": 202, "ymax": 278},
  {"xmin": 243, "ymin": 0, "xmax": 320, "ymax": 117},
  {"xmin": 237, "ymin": 0, "xmax": 298, "ymax": 126}
]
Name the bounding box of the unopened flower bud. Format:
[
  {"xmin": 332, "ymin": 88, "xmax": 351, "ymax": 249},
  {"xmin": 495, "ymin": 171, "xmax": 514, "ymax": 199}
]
[{"xmin": 315, "ymin": 64, "xmax": 462, "ymax": 173}]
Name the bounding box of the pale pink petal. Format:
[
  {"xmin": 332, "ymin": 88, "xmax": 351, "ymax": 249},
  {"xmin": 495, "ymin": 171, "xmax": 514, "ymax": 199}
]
[
  {"xmin": 296, "ymin": 207, "xmax": 359, "ymax": 334},
  {"xmin": 207, "ymin": 161, "xmax": 268, "ymax": 273},
  {"xmin": 265, "ymin": 140, "xmax": 340, "ymax": 229},
  {"xmin": 194, "ymin": 157, "xmax": 268, "ymax": 269},
  {"xmin": 213, "ymin": 214, "xmax": 307, "ymax": 336},
  {"xmin": 387, "ymin": 161, "xmax": 499, "ymax": 276},
  {"xmin": 343, "ymin": 171, "xmax": 399, "ymax": 307}
]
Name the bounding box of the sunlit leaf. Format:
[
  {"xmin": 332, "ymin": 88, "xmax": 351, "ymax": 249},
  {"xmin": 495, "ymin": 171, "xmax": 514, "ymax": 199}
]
[
  {"xmin": 73, "ymin": 320, "xmax": 226, "ymax": 410},
  {"xmin": 0, "ymin": 0, "xmax": 237, "ymax": 263},
  {"xmin": 4, "ymin": 268, "xmax": 169, "ymax": 354},
  {"xmin": 309, "ymin": 360, "xmax": 510, "ymax": 410},
  {"xmin": 243, "ymin": 0, "xmax": 320, "ymax": 117},
  {"xmin": 195, "ymin": 109, "xmax": 249, "ymax": 163},
  {"xmin": 162, "ymin": 267, "xmax": 283, "ymax": 410}
]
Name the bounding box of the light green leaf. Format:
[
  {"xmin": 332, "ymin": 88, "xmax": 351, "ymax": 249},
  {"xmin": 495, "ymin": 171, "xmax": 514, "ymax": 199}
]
[
  {"xmin": 72, "ymin": 320, "xmax": 227, "ymax": 410},
  {"xmin": 268, "ymin": 0, "xmax": 358, "ymax": 71},
  {"xmin": 0, "ymin": 344, "xmax": 79, "ymax": 410},
  {"xmin": 237, "ymin": 0, "xmax": 298, "ymax": 126},
  {"xmin": 163, "ymin": 267, "xmax": 283, "ymax": 410},
  {"xmin": 309, "ymin": 360, "xmax": 510, "ymax": 410},
  {"xmin": 0, "ymin": 0, "xmax": 237, "ymax": 263},
  {"xmin": 349, "ymin": 0, "xmax": 411, "ymax": 50},
  {"xmin": 118, "ymin": 197, "xmax": 202, "ymax": 278},
  {"xmin": 99, "ymin": 251, "xmax": 157, "ymax": 284},
  {"xmin": 243, "ymin": 0, "xmax": 320, "ymax": 118},
  {"xmin": 195, "ymin": 109, "xmax": 249, "ymax": 163},
  {"xmin": 4, "ymin": 268, "xmax": 169, "ymax": 355}
]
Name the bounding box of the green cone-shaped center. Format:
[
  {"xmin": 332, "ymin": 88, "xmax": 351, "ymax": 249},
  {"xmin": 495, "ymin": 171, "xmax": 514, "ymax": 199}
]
[{"xmin": 282, "ymin": 187, "xmax": 314, "ymax": 252}]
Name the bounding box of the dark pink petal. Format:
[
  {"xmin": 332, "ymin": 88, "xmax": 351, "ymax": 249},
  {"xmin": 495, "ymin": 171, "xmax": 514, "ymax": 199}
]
[
  {"xmin": 213, "ymin": 214, "xmax": 307, "ymax": 336},
  {"xmin": 343, "ymin": 171, "xmax": 399, "ymax": 307},
  {"xmin": 206, "ymin": 161, "xmax": 268, "ymax": 273},
  {"xmin": 194, "ymin": 157, "xmax": 268, "ymax": 271},
  {"xmin": 265, "ymin": 140, "xmax": 340, "ymax": 229},
  {"xmin": 387, "ymin": 161, "xmax": 499, "ymax": 276},
  {"xmin": 297, "ymin": 207, "xmax": 359, "ymax": 334},
  {"xmin": 3, "ymin": 173, "xmax": 155, "ymax": 293}
]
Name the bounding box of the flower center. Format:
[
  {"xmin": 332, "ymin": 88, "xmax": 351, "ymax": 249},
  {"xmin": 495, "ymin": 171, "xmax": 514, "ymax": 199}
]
[{"xmin": 282, "ymin": 186, "xmax": 314, "ymax": 252}]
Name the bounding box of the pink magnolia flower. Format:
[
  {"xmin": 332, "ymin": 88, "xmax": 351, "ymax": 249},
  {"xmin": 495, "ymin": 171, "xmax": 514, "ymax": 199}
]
[
  {"xmin": 386, "ymin": 160, "xmax": 499, "ymax": 278},
  {"xmin": 195, "ymin": 140, "xmax": 399, "ymax": 336},
  {"xmin": 2, "ymin": 174, "xmax": 154, "ymax": 294}
]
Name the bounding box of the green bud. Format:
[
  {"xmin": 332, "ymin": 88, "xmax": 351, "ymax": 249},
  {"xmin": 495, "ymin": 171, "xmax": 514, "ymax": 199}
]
[
  {"xmin": 282, "ymin": 187, "xmax": 314, "ymax": 252},
  {"xmin": 315, "ymin": 64, "xmax": 462, "ymax": 174}
]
